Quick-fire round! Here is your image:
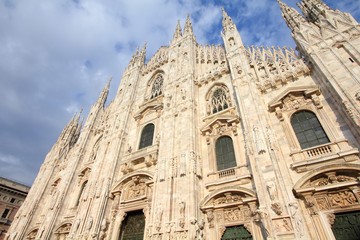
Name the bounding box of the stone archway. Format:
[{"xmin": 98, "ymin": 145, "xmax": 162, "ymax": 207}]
[
  {"xmin": 108, "ymin": 172, "xmax": 154, "ymax": 240},
  {"xmin": 293, "ymin": 164, "xmax": 360, "ymax": 239},
  {"xmin": 200, "ymin": 186, "xmax": 261, "ymax": 240}
]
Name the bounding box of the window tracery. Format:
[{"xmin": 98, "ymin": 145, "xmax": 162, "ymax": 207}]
[
  {"xmin": 150, "ymin": 74, "xmax": 163, "ymax": 99},
  {"xmin": 211, "ymin": 88, "xmax": 230, "ymax": 114}
]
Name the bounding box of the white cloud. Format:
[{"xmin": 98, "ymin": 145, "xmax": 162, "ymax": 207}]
[{"xmin": 0, "ymin": 0, "xmax": 358, "ymax": 185}]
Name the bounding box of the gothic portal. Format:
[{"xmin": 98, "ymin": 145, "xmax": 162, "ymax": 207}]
[{"xmin": 6, "ymin": 0, "xmax": 360, "ymax": 239}]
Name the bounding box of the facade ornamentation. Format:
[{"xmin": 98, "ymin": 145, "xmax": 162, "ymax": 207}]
[{"xmin": 6, "ymin": 2, "xmax": 360, "ymax": 240}]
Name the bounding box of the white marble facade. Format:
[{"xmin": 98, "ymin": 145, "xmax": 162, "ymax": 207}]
[{"xmin": 6, "ymin": 1, "xmax": 360, "ymax": 239}]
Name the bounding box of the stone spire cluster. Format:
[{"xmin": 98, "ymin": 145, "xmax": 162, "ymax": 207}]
[{"xmin": 277, "ymin": 0, "xmax": 307, "ymax": 32}]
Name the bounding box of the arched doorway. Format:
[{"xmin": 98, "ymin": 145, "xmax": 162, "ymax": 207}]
[
  {"xmin": 200, "ymin": 186, "xmax": 261, "ymax": 239},
  {"xmin": 293, "ymin": 164, "xmax": 360, "ymax": 239}
]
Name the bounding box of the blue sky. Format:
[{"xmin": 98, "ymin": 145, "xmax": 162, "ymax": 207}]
[{"xmin": 0, "ymin": 0, "xmax": 359, "ymax": 186}]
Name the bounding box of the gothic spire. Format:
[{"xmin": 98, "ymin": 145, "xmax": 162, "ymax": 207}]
[
  {"xmin": 139, "ymin": 42, "xmax": 147, "ymax": 63},
  {"xmin": 183, "ymin": 15, "xmax": 194, "ymax": 36},
  {"xmin": 297, "ymin": 0, "xmax": 330, "ymax": 23},
  {"xmin": 173, "ymin": 20, "xmax": 182, "ymax": 41},
  {"xmin": 221, "ymin": 7, "xmax": 236, "ymax": 33},
  {"xmin": 57, "ymin": 109, "xmax": 82, "ymax": 151},
  {"xmin": 277, "ymin": 0, "xmax": 306, "ymax": 32},
  {"xmin": 96, "ymin": 77, "xmax": 111, "ymax": 108}
]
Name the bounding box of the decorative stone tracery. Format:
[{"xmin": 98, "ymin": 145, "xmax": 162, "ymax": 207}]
[{"xmin": 54, "ymin": 223, "xmax": 71, "ymax": 240}]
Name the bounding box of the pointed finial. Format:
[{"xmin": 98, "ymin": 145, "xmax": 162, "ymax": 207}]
[
  {"xmin": 183, "ymin": 15, "xmax": 194, "ymax": 35},
  {"xmin": 140, "ymin": 42, "xmax": 147, "ymax": 57},
  {"xmin": 221, "ymin": 7, "xmax": 228, "ymax": 18},
  {"xmin": 277, "ymin": 0, "xmax": 305, "ymax": 32},
  {"xmin": 221, "ymin": 7, "xmax": 236, "ymax": 33},
  {"xmin": 97, "ymin": 78, "xmax": 111, "ymax": 107},
  {"xmin": 173, "ymin": 20, "xmax": 182, "ymax": 40}
]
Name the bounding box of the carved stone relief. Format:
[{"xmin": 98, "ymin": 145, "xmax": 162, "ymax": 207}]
[
  {"xmin": 214, "ymin": 192, "xmax": 243, "ymax": 205},
  {"xmin": 273, "ymin": 218, "xmax": 293, "ymax": 233},
  {"xmin": 122, "ymin": 176, "xmax": 147, "ymax": 202}
]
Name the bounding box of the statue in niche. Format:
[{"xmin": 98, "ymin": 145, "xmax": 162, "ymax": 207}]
[
  {"xmin": 179, "ymin": 201, "xmax": 186, "ymax": 218},
  {"xmin": 155, "ymin": 205, "xmax": 163, "ymax": 231},
  {"xmin": 266, "ymin": 181, "xmax": 278, "ymax": 201},
  {"xmin": 289, "ymin": 202, "xmax": 304, "ymax": 237},
  {"xmin": 178, "ymin": 200, "xmax": 186, "ymax": 228},
  {"xmin": 99, "ymin": 218, "xmax": 108, "ymax": 240},
  {"xmin": 196, "ymin": 219, "xmax": 205, "ymax": 240},
  {"xmin": 86, "ymin": 217, "xmax": 93, "ymax": 231},
  {"xmin": 206, "ymin": 210, "xmax": 214, "ymax": 228}
]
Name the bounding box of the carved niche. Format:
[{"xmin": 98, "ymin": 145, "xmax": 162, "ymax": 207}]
[
  {"xmin": 54, "ymin": 223, "xmax": 72, "ymax": 240},
  {"xmin": 25, "ymin": 229, "xmax": 38, "ymax": 240}
]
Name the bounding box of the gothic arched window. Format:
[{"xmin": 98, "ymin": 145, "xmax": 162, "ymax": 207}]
[
  {"xmin": 139, "ymin": 123, "xmax": 155, "ymax": 149},
  {"xmin": 151, "ymin": 74, "xmax": 163, "ymax": 99},
  {"xmin": 215, "ymin": 136, "xmax": 237, "ymax": 171},
  {"xmin": 211, "ymin": 88, "xmax": 230, "ymax": 114},
  {"xmin": 76, "ymin": 180, "xmax": 88, "ymax": 206},
  {"xmin": 291, "ymin": 110, "xmax": 330, "ymax": 149}
]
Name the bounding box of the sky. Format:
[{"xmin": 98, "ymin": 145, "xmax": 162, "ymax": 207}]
[{"xmin": 1, "ymin": 0, "xmax": 359, "ymax": 186}]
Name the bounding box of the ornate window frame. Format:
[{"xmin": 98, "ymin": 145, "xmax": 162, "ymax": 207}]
[
  {"xmin": 205, "ymin": 83, "xmax": 232, "ymax": 116},
  {"xmin": 268, "ymin": 86, "xmax": 358, "ymax": 172},
  {"xmin": 200, "ymin": 113, "xmax": 251, "ymax": 185},
  {"xmin": 146, "ymin": 71, "xmax": 165, "ymax": 101}
]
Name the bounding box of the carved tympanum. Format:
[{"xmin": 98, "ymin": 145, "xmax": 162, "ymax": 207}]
[{"xmin": 214, "ymin": 192, "xmax": 243, "ymax": 205}]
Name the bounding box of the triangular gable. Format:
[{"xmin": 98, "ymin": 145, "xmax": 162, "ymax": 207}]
[
  {"xmin": 200, "ymin": 109, "xmax": 240, "ymax": 135},
  {"xmin": 134, "ymin": 99, "xmax": 164, "ymax": 121}
]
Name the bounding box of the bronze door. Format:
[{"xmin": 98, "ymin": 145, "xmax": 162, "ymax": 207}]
[
  {"xmin": 119, "ymin": 211, "xmax": 145, "ymax": 240},
  {"xmin": 332, "ymin": 211, "xmax": 360, "ymax": 240},
  {"xmin": 221, "ymin": 225, "xmax": 253, "ymax": 240}
]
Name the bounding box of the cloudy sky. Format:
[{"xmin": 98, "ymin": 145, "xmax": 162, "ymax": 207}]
[{"xmin": 1, "ymin": 0, "xmax": 359, "ymax": 186}]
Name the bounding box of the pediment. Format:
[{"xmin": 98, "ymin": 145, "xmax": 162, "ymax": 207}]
[
  {"xmin": 268, "ymin": 85, "xmax": 320, "ymax": 111},
  {"xmin": 293, "ymin": 163, "xmax": 360, "ymax": 194},
  {"xmin": 200, "ymin": 186, "xmax": 257, "ymax": 209},
  {"xmin": 134, "ymin": 97, "xmax": 164, "ymax": 121},
  {"xmin": 111, "ymin": 171, "xmax": 153, "ymax": 194},
  {"xmin": 200, "ymin": 108, "xmax": 240, "ymax": 136}
]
